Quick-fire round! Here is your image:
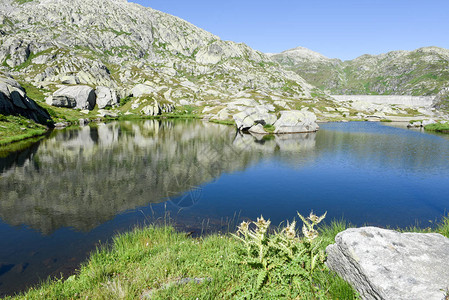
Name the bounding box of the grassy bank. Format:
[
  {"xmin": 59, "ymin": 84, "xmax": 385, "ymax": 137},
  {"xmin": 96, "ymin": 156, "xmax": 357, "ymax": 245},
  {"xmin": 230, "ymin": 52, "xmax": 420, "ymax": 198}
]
[
  {"xmin": 10, "ymin": 214, "xmax": 356, "ymax": 300},
  {"xmin": 0, "ymin": 114, "xmax": 48, "ymax": 146},
  {"xmin": 7, "ymin": 214, "xmax": 449, "ymax": 299},
  {"xmin": 425, "ymin": 122, "xmax": 449, "ymax": 133}
]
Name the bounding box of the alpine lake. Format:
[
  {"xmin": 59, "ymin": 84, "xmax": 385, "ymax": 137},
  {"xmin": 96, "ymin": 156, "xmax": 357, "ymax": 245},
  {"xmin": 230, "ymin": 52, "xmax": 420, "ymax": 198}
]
[{"xmin": 1, "ymin": 119, "xmax": 449, "ymax": 296}]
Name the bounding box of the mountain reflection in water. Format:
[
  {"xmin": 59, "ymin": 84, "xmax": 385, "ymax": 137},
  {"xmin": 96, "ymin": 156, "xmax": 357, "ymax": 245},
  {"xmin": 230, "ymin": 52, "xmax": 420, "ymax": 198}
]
[
  {"xmin": 1, "ymin": 120, "xmax": 449, "ymax": 296},
  {"xmin": 0, "ymin": 119, "xmax": 317, "ymax": 234}
]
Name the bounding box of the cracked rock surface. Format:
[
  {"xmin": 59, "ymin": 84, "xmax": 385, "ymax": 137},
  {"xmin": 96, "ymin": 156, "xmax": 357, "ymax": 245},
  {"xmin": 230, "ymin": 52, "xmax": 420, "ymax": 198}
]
[{"xmin": 326, "ymin": 227, "xmax": 449, "ymax": 300}]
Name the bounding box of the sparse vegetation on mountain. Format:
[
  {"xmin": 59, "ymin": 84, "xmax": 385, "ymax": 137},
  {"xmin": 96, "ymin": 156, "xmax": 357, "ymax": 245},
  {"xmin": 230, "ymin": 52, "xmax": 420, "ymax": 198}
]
[{"xmin": 271, "ymin": 46, "xmax": 449, "ymax": 109}]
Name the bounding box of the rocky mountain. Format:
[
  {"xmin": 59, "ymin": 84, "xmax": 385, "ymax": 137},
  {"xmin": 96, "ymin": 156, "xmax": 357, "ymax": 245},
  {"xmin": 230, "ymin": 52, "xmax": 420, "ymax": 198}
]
[
  {"xmin": 268, "ymin": 47, "xmax": 343, "ymax": 92},
  {"xmin": 0, "ymin": 0, "xmax": 325, "ymax": 120},
  {"xmin": 271, "ymin": 46, "xmax": 449, "ymax": 109}
]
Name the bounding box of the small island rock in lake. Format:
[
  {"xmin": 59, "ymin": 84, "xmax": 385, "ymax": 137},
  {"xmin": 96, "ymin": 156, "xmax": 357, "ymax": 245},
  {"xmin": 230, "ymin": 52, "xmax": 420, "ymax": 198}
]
[
  {"xmin": 233, "ymin": 108, "xmax": 318, "ymax": 134},
  {"xmin": 273, "ymin": 110, "xmax": 319, "ymax": 134}
]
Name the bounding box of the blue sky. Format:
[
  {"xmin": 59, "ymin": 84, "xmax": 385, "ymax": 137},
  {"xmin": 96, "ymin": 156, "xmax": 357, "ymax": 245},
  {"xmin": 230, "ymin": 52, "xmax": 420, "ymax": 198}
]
[{"xmin": 131, "ymin": 0, "xmax": 449, "ymax": 61}]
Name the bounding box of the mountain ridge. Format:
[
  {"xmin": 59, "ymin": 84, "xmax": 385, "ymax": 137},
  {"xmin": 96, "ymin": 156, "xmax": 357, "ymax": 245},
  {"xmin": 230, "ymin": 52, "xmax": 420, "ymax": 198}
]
[{"xmin": 271, "ymin": 46, "xmax": 449, "ymax": 109}]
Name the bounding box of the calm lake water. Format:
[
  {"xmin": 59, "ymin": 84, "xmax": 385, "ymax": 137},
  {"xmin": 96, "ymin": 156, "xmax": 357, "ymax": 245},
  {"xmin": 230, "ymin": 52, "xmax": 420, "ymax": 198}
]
[{"xmin": 1, "ymin": 119, "xmax": 449, "ymax": 295}]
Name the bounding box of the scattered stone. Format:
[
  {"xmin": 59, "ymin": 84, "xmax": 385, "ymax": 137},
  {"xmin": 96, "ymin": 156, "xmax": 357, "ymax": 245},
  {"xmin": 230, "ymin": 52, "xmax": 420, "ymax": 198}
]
[
  {"xmin": 61, "ymin": 75, "xmax": 80, "ymax": 85},
  {"xmin": 140, "ymin": 101, "xmax": 162, "ymax": 116},
  {"xmin": 95, "ymin": 86, "xmax": 119, "ymax": 109},
  {"xmin": 131, "ymin": 84, "xmax": 156, "ymax": 97},
  {"xmin": 141, "ymin": 105, "xmax": 154, "ymax": 116},
  {"xmin": 233, "ymin": 106, "xmax": 276, "ymax": 131},
  {"xmin": 54, "ymin": 122, "xmax": 70, "ymax": 128},
  {"xmin": 422, "ymin": 119, "xmax": 437, "ymax": 127},
  {"xmin": 248, "ymin": 123, "xmax": 267, "ymax": 134},
  {"xmin": 326, "ymin": 227, "xmax": 449, "ymax": 300},
  {"xmin": 212, "ymin": 108, "xmax": 230, "ymax": 121},
  {"xmin": 97, "ymin": 110, "xmax": 118, "ymax": 118},
  {"xmin": 407, "ymin": 121, "xmax": 422, "ymax": 128},
  {"xmin": 336, "ymin": 107, "xmax": 349, "ymax": 113},
  {"xmin": 79, "ymin": 118, "xmax": 89, "ymax": 126},
  {"xmin": 274, "ymin": 100, "xmax": 290, "ymax": 109}
]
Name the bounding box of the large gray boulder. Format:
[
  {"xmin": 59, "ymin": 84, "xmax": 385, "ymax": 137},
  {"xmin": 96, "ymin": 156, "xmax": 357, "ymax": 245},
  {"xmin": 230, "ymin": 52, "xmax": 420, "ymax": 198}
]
[
  {"xmin": 0, "ymin": 72, "xmax": 50, "ymax": 123},
  {"xmin": 95, "ymin": 86, "xmax": 119, "ymax": 109},
  {"xmin": 326, "ymin": 227, "xmax": 449, "ymax": 300},
  {"xmin": 233, "ymin": 106, "xmax": 277, "ymax": 131},
  {"xmin": 273, "ymin": 110, "xmax": 318, "ymax": 133},
  {"xmin": 248, "ymin": 123, "xmax": 266, "ymax": 134},
  {"xmin": 49, "ymin": 86, "xmax": 96, "ymax": 110}
]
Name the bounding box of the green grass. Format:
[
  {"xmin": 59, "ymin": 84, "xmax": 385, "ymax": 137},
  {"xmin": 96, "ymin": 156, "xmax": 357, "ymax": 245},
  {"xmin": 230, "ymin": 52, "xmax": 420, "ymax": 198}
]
[
  {"xmin": 209, "ymin": 119, "xmax": 235, "ymax": 126},
  {"xmin": 0, "ymin": 135, "xmax": 47, "ymax": 158},
  {"xmin": 263, "ymin": 124, "xmax": 276, "ymax": 133},
  {"xmin": 8, "ymin": 213, "xmax": 449, "ymax": 299},
  {"xmin": 2, "ymin": 54, "xmax": 11, "ymax": 67},
  {"xmin": 119, "ymin": 96, "xmax": 132, "ymax": 107},
  {"xmin": 11, "ymin": 216, "xmax": 357, "ymax": 300},
  {"xmin": 19, "ymin": 81, "xmax": 49, "ymax": 102},
  {"xmin": 0, "ymin": 114, "xmax": 48, "ymax": 146},
  {"xmin": 424, "ymin": 122, "xmax": 449, "ymax": 133},
  {"xmin": 14, "ymin": 0, "xmax": 34, "ymax": 4}
]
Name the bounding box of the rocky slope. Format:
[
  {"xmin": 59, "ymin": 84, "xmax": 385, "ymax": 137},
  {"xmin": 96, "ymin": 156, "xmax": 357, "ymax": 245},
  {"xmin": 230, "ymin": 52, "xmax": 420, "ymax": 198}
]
[
  {"xmin": 270, "ymin": 46, "xmax": 449, "ymax": 109},
  {"xmin": 0, "ymin": 0, "xmax": 326, "ymax": 121}
]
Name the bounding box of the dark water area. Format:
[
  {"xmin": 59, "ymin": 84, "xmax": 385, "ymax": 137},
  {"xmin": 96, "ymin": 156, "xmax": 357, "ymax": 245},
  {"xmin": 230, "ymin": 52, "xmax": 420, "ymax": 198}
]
[{"xmin": 1, "ymin": 119, "xmax": 449, "ymax": 296}]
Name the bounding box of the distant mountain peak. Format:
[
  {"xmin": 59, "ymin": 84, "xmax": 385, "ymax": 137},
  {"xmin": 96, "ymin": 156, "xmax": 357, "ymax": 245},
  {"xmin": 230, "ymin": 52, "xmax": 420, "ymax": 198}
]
[
  {"xmin": 282, "ymin": 46, "xmax": 329, "ymax": 58},
  {"xmin": 272, "ymin": 45, "xmax": 449, "ymax": 108}
]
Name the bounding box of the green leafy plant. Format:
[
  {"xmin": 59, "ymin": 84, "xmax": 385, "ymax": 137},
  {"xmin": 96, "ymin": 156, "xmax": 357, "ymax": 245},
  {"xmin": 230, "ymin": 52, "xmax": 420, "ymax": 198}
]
[
  {"xmin": 263, "ymin": 124, "xmax": 275, "ymax": 133},
  {"xmin": 231, "ymin": 211, "xmax": 328, "ymax": 298},
  {"xmin": 119, "ymin": 96, "xmax": 132, "ymax": 106}
]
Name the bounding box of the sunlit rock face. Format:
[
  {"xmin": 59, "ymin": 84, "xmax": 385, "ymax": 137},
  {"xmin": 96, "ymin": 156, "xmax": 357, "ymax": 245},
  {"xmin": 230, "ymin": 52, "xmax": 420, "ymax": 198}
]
[
  {"xmin": 0, "ymin": 120, "xmax": 319, "ymax": 234},
  {"xmin": 0, "ymin": 72, "xmax": 50, "ymax": 123}
]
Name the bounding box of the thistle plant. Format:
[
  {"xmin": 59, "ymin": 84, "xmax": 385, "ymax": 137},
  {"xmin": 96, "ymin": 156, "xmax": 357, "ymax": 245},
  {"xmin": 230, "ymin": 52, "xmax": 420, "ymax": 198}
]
[
  {"xmin": 298, "ymin": 211, "xmax": 327, "ymax": 295},
  {"xmin": 231, "ymin": 211, "xmax": 328, "ymax": 299}
]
